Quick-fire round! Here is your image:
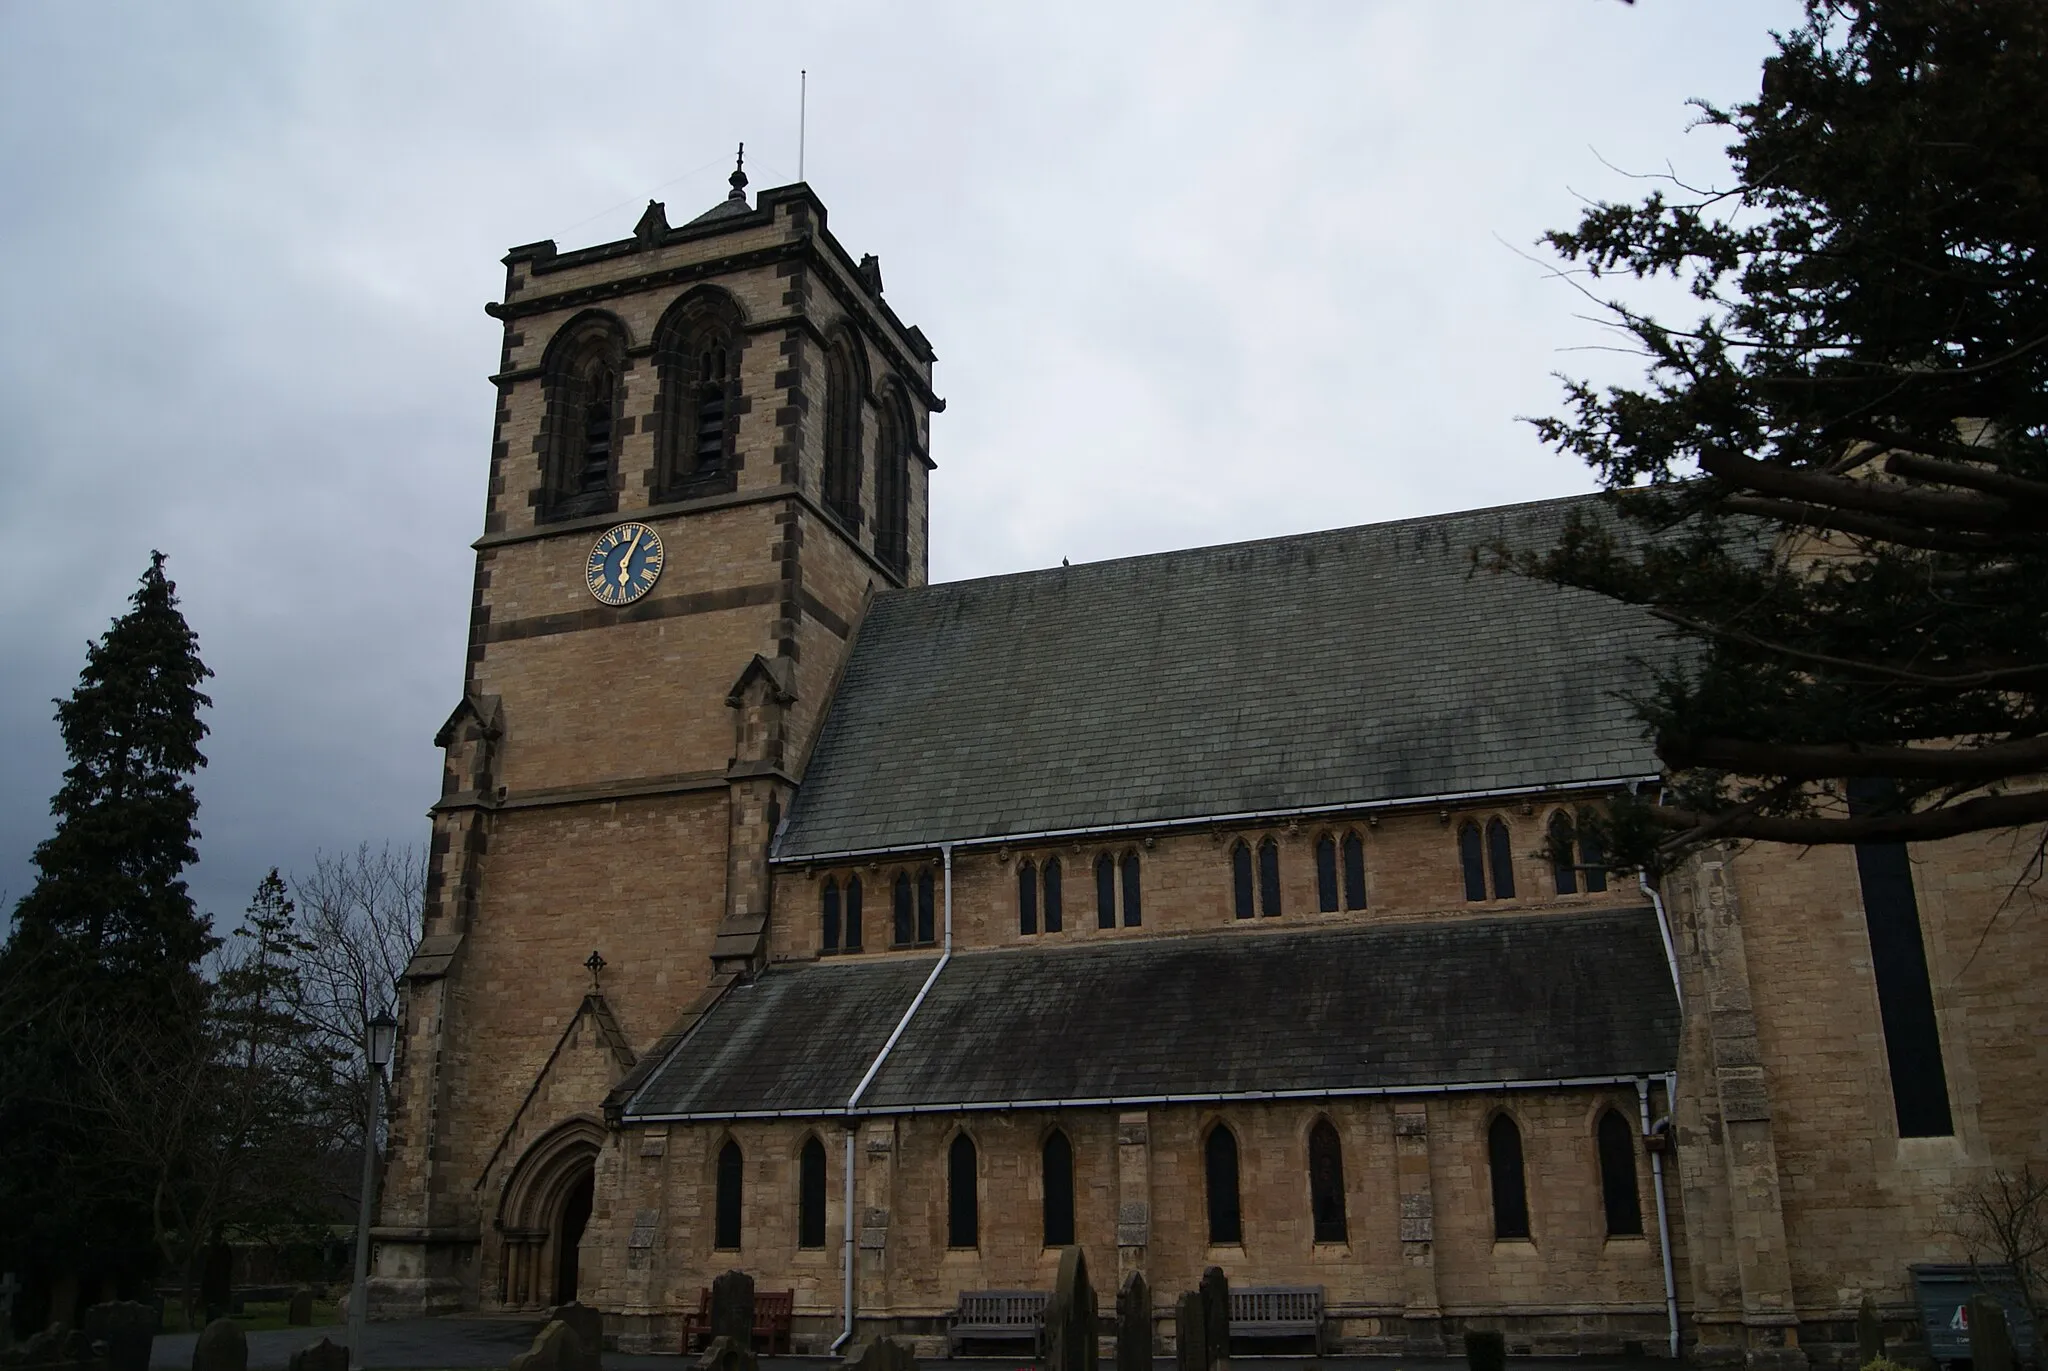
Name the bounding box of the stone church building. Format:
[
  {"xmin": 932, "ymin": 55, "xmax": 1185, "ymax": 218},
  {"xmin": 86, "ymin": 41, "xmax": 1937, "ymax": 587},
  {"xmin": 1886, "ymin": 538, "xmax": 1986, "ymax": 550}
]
[{"xmin": 368, "ymin": 166, "xmax": 2047, "ymax": 1366}]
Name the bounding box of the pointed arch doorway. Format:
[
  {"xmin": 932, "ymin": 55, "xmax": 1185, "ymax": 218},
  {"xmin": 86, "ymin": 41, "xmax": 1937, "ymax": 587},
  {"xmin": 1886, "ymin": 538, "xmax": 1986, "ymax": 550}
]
[{"xmin": 498, "ymin": 1118, "xmax": 603, "ymax": 1309}]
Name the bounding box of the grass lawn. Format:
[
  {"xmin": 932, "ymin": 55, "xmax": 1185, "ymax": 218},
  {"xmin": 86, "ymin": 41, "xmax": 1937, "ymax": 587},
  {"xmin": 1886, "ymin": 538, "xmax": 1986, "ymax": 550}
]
[{"xmin": 161, "ymin": 1300, "xmax": 342, "ymax": 1334}]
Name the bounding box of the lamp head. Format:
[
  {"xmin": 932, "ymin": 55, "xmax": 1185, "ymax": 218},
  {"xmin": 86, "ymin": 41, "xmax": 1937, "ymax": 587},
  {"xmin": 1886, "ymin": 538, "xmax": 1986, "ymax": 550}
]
[{"xmin": 367, "ymin": 1008, "xmax": 399, "ymax": 1069}]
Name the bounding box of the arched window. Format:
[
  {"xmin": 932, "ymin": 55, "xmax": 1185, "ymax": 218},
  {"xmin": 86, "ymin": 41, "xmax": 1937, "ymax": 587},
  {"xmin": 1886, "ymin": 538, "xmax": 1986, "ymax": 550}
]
[
  {"xmin": 1488, "ymin": 1114, "xmax": 1530, "ymax": 1239},
  {"xmin": 798, "ymin": 1136, "xmax": 827, "ymax": 1249},
  {"xmin": 948, "ymin": 1132, "xmax": 979, "ymax": 1249},
  {"xmin": 1458, "ymin": 822, "xmax": 1487, "ymax": 902},
  {"xmin": 1043, "ymin": 857, "xmax": 1064, "ymax": 933},
  {"xmin": 1019, "ymin": 861, "xmax": 1039, "ymax": 935},
  {"xmin": 1042, "ymin": 1129, "xmax": 1075, "ymax": 1247},
  {"xmin": 893, "ymin": 873, "xmax": 914, "ymax": 946},
  {"xmin": 540, "ymin": 314, "xmax": 628, "ymax": 521},
  {"xmin": 1342, "ymin": 831, "xmax": 1367, "ymax": 909},
  {"xmin": 1231, "ymin": 841, "xmax": 1255, "ymax": 920},
  {"xmin": 873, "ymin": 391, "xmax": 912, "ymax": 578},
  {"xmin": 1597, "ymin": 1109, "xmax": 1643, "ymax": 1236},
  {"xmin": 715, "ymin": 1138, "xmax": 743, "ymax": 1249},
  {"xmin": 821, "ymin": 878, "xmax": 841, "ymax": 952},
  {"xmin": 1578, "ymin": 810, "xmax": 1609, "ymax": 892},
  {"xmin": 652, "ymin": 289, "xmax": 742, "ymax": 498},
  {"xmin": 1309, "ymin": 1118, "xmax": 1348, "ymax": 1244},
  {"xmin": 823, "ymin": 339, "xmax": 864, "ymax": 528},
  {"xmin": 1486, "ymin": 818, "xmax": 1517, "ymax": 899},
  {"xmin": 917, "ymin": 868, "xmax": 936, "ymax": 945},
  {"xmin": 845, "ymin": 875, "xmax": 863, "ymax": 950},
  {"xmin": 1096, "ymin": 855, "xmax": 1116, "ymax": 929},
  {"xmin": 1315, "ymin": 834, "xmax": 1339, "ymax": 912},
  {"xmin": 1257, "ymin": 837, "xmax": 1282, "ymax": 917},
  {"xmin": 1204, "ymin": 1124, "xmax": 1242, "ymax": 1245},
  {"xmin": 1121, "ymin": 852, "xmax": 1142, "ymax": 927},
  {"xmin": 1550, "ymin": 812, "xmax": 1579, "ymax": 895}
]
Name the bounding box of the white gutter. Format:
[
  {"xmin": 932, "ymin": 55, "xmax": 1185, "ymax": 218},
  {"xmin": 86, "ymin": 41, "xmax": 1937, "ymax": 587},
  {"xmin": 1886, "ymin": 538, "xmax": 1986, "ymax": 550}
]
[
  {"xmin": 831, "ymin": 843, "xmax": 955, "ymax": 1355},
  {"xmin": 628, "ymin": 1071, "xmax": 1669, "ymax": 1125},
  {"xmin": 1640, "ymin": 872, "xmax": 1684, "ymax": 1015},
  {"xmin": 1639, "ymin": 1077, "xmax": 1680, "ymax": 1359},
  {"xmin": 773, "ymin": 775, "xmax": 1664, "ymax": 868}
]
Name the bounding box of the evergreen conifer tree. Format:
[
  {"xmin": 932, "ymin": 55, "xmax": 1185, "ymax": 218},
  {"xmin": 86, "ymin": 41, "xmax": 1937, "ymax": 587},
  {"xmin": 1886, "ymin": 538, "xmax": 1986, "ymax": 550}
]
[{"xmin": 0, "ymin": 552, "xmax": 216, "ymax": 1316}]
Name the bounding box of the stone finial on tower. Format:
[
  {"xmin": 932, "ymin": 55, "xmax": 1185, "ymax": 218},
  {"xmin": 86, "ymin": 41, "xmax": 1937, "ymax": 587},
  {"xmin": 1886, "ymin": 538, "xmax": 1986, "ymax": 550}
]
[{"xmin": 728, "ymin": 143, "xmax": 748, "ymax": 204}]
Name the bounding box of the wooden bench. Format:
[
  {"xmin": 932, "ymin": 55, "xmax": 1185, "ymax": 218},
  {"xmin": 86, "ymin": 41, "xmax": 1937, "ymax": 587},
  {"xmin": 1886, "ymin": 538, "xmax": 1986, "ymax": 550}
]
[
  {"xmin": 948, "ymin": 1289, "xmax": 1050, "ymax": 1355},
  {"xmin": 679, "ymin": 1287, "xmax": 795, "ymax": 1355},
  {"xmin": 1231, "ymin": 1285, "xmax": 1325, "ymax": 1354}
]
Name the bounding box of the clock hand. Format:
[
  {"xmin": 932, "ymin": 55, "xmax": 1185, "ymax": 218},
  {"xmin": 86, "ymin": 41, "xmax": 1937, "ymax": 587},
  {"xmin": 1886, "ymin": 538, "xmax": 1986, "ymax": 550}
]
[{"xmin": 618, "ymin": 528, "xmax": 645, "ymax": 585}]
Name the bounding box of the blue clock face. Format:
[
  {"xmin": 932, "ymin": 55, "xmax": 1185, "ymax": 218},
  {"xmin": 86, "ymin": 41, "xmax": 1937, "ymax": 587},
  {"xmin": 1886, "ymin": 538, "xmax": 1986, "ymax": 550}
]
[{"xmin": 585, "ymin": 522, "xmax": 665, "ymax": 606}]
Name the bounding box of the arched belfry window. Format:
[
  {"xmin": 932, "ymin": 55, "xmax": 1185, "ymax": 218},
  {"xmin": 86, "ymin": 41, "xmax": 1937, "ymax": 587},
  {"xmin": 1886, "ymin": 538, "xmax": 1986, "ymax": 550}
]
[
  {"xmin": 1309, "ymin": 1118, "xmax": 1348, "ymax": 1244},
  {"xmin": 1488, "ymin": 1114, "xmax": 1530, "ymax": 1240},
  {"xmin": 652, "ymin": 288, "xmax": 743, "ymax": 498},
  {"xmin": 798, "ymin": 1136, "xmax": 827, "ymax": 1249},
  {"xmin": 873, "ymin": 389, "xmax": 912, "ymax": 578},
  {"xmin": 948, "ymin": 1132, "xmax": 979, "ymax": 1249},
  {"xmin": 1042, "ymin": 1129, "xmax": 1075, "ymax": 1247},
  {"xmin": 1597, "ymin": 1109, "xmax": 1643, "ymax": 1236},
  {"xmin": 715, "ymin": 1138, "xmax": 744, "ymax": 1249},
  {"xmin": 540, "ymin": 313, "xmax": 629, "ymax": 521},
  {"xmin": 823, "ymin": 337, "xmax": 865, "ymax": 528},
  {"xmin": 1486, "ymin": 818, "xmax": 1517, "ymax": 899},
  {"xmin": 1205, "ymin": 1124, "xmax": 1243, "ymax": 1245}
]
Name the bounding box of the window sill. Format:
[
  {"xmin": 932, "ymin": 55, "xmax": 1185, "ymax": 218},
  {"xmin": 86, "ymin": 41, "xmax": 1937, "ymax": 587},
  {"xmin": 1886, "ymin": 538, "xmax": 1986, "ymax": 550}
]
[{"xmin": 1491, "ymin": 1237, "xmax": 1539, "ymax": 1251}]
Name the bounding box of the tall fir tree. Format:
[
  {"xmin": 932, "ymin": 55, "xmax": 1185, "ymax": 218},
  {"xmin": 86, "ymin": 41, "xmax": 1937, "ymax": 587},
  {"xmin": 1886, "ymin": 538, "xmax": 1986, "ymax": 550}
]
[{"xmin": 0, "ymin": 552, "xmax": 216, "ymax": 1319}]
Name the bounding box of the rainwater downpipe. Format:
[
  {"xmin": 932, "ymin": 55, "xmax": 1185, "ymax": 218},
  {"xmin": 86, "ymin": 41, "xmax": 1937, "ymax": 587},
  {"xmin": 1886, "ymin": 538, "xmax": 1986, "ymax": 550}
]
[
  {"xmin": 1640, "ymin": 871, "xmax": 1684, "ymax": 1015},
  {"xmin": 1639, "ymin": 1077, "xmax": 1680, "ymax": 1359},
  {"xmin": 832, "ymin": 843, "xmax": 954, "ymax": 1355}
]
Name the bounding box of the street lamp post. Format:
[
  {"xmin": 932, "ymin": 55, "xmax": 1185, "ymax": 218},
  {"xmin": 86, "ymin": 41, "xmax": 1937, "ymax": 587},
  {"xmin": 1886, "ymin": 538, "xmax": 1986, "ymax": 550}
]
[{"xmin": 349, "ymin": 1008, "xmax": 398, "ymax": 1371}]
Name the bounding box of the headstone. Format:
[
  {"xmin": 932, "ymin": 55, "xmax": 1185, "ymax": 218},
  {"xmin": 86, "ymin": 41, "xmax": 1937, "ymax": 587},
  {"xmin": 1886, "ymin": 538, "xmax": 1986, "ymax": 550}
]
[
  {"xmin": 547, "ymin": 1303, "xmax": 603, "ymax": 1371},
  {"xmin": 16, "ymin": 1324, "xmax": 71, "ymax": 1366},
  {"xmin": 708, "ymin": 1272, "xmax": 754, "ymax": 1348},
  {"xmin": 1115, "ymin": 1271, "xmax": 1150, "ymax": 1371},
  {"xmin": 1045, "ymin": 1247, "xmax": 1097, "ymax": 1371},
  {"xmin": 1856, "ymin": 1295, "xmax": 1885, "ymax": 1367},
  {"xmin": 286, "ymin": 1339, "xmax": 348, "ymax": 1371},
  {"xmin": 83, "ymin": 1303, "xmax": 154, "ymax": 1371},
  {"xmin": 692, "ymin": 1336, "xmax": 756, "ymax": 1371},
  {"xmin": 1970, "ymin": 1294, "xmax": 2014, "ymax": 1371},
  {"xmin": 849, "ymin": 1338, "xmax": 917, "ymax": 1371},
  {"xmin": 1464, "ymin": 1329, "xmax": 1506, "ymax": 1371},
  {"xmin": 1174, "ymin": 1294, "xmax": 1206, "ymax": 1371},
  {"xmin": 286, "ymin": 1292, "xmax": 312, "ymax": 1328},
  {"xmin": 509, "ymin": 1321, "xmax": 583, "ymax": 1371},
  {"xmin": 1198, "ymin": 1268, "xmax": 1229, "ymax": 1371},
  {"xmin": 191, "ymin": 1319, "xmax": 246, "ymax": 1371}
]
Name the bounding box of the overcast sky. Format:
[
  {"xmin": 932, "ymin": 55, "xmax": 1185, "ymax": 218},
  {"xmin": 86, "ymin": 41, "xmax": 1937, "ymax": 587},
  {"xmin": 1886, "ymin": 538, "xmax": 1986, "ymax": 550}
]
[{"xmin": 0, "ymin": 1, "xmax": 1800, "ymax": 930}]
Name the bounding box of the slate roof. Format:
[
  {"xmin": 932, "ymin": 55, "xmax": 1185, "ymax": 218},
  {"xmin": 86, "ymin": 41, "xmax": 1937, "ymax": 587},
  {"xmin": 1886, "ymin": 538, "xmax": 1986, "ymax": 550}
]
[
  {"xmin": 777, "ymin": 494, "xmax": 1670, "ymax": 860},
  {"xmin": 622, "ymin": 908, "xmax": 1680, "ymax": 1120}
]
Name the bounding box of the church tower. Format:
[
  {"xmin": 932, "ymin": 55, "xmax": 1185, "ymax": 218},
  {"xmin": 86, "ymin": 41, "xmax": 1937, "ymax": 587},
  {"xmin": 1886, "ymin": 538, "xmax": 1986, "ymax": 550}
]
[{"xmin": 370, "ymin": 155, "xmax": 940, "ymax": 1315}]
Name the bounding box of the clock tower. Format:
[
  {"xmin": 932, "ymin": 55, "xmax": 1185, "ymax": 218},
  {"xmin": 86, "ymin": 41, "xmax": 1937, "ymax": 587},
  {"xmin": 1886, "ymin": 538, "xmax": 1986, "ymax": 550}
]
[{"xmin": 370, "ymin": 156, "xmax": 940, "ymax": 1315}]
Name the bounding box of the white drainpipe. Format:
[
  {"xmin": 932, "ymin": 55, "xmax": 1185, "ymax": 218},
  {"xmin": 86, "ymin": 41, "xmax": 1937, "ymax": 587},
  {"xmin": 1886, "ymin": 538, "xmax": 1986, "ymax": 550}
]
[
  {"xmin": 832, "ymin": 843, "xmax": 954, "ymax": 1354},
  {"xmin": 1639, "ymin": 1077, "xmax": 1680, "ymax": 1358}
]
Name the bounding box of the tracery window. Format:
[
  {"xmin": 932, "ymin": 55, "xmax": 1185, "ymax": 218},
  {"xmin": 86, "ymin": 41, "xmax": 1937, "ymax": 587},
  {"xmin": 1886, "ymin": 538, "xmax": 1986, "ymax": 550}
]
[
  {"xmin": 1309, "ymin": 1118, "xmax": 1348, "ymax": 1244},
  {"xmin": 798, "ymin": 1136, "xmax": 827, "ymax": 1248},
  {"xmin": 715, "ymin": 1138, "xmax": 743, "ymax": 1249},
  {"xmin": 948, "ymin": 1132, "xmax": 979, "ymax": 1249},
  {"xmin": 1205, "ymin": 1124, "xmax": 1243, "ymax": 1245},
  {"xmin": 1488, "ymin": 1114, "xmax": 1530, "ymax": 1240},
  {"xmin": 1596, "ymin": 1109, "xmax": 1643, "ymax": 1236},
  {"xmin": 1257, "ymin": 838, "xmax": 1282, "ymax": 917},
  {"xmin": 1042, "ymin": 1129, "xmax": 1076, "ymax": 1247}
]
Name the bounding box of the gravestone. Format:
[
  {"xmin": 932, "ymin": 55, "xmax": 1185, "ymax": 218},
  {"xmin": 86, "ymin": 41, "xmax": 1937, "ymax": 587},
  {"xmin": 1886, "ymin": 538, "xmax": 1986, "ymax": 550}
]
[
  {"xmin": 547, "ymin": 1304, "xmax": 603, "ymax": 1371},
  {"xmin": 1115, "ymin": 1271, "xmax": 1150, "ymax": 1371},
  {"xmin": 191, "ymin": 1319, "xmax": 246, "ymax": 1371},
  {"xmin": 849, "ymin": 1338, "xmax": 917, "ymax": 1371},
  {"xmin": 1856, "ymin": 1295, "xmax": 1885, "ymax": 1367},
  {"xmin": 1174, "ymin": 1295, "xmax": 1205, "ymax": 1371},
  {"xmin": 508, "ymin": 1321, "xmax": 582, "ymax": 1371},
  {"xmin": 6, "ymin": 1325, "xmax": 106, "ymax": 1371},
  {"xmin": 1970, "ymin": 1295, "xmax": 2014, "ymax": 1371},
  {"xmin": 286, "ymin": 1292, "xmax": 312, "ymax": 1328},
  {"xmin": 692, "ymin": 1338, "xmax": 755, "ymax": 1371},
  {"xmin": 1045, "ymin": 1247, "xmax": 1096, "ymax": 1371},
  {"xmin": 708, "ymin": 1271, "xmax": 754, "ymax": 1348},
  {"xmin": 82, "ymin": 1302, "xmax": 154, "ymax": 1371},
  {"xmin": 286, "ymin": 1340, "xmax": 348, "ymax": 1371},
  {"xmin": 1197, "ymin": 1268, "xmax": 1229, "ymax": 1371}
]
